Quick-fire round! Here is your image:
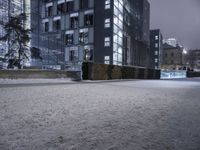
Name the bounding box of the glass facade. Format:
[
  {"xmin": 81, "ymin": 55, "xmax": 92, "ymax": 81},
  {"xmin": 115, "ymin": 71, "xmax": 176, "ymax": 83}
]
[{"xmin": 113, "ymin": 0, "xmax": 124, "ymax": 65}]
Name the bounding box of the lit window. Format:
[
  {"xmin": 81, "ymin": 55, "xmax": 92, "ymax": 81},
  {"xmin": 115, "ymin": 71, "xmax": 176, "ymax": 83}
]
[
  {"xmin": 113, "ymin": 35, "xmax": 118, "ymax": 43},
  {"xmin": 155, "ymin": 51, "xmax": 158, "ymax": 55},
  {"xmin": 79, "ymin": 29, "xmax": 89, "ymax": 44},
  {"xmin": 119, "ymin": 14, "xmax": 123, "ymax": 21},
  {"xmin": 155, "ymin": 58, "xmax": 158, "ymax": 63},
  {"xmin": 84, "ymin": 47, "xmax": 93, "ymax": 61},
  {"xmin": 113, "ymin": 52, "xmax": 117, "ymax": 61},
  {"xmin": 114, "ymin": 17, "xmax": 118, "ymax": 24},
  {"xmin": 65, "ymin": 34, "xmax": 74, "ymax": 45},
  {"xmin": 104, "ymin": 37, "xmax": 110, "ymax": 47},
  {"xmin": 104, "ymin": 56, "xmax": 110, "ymax": 64},
  {"xmin": 155, "ymin": 43, "xmax": 158, "ymax": 48},
  {"xmin": 118, "ymin": 2, "xmax": 123, "ymax": 12},
  {"xmin": 104, "ymin": 18, "xmax": 110, "ymax": 28},
  {"xmin": 118, "ymin": 47, "xmax": 122, "ymax": 54},
  {"xmin": 155, "ymin": 35, "xmax": 159, "ymax": 40},
  {"xmin": 105, "ymin": 0, "xmax": 110, "ymax": 9}
]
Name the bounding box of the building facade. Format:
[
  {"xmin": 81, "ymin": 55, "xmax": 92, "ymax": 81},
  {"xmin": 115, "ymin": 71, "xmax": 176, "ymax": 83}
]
[
  {"xmin": 161, "ymin": 43, "xmax": 183, "ymax": 70},
  {"xmin": 31, "ymin": 0, "xmax": 150, "ymax": 70},
  {"xmin": 185, "ymin": 49, "xmax": 200, "ymax": 71},
  {"xmin": 150, "ymin": 29, "xmax": 163, "ymax": 69}
]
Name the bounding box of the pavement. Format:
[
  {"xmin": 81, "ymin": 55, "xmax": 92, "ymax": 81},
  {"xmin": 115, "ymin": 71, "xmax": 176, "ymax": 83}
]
[{"xmin": 0, "ymin": 78, "xmax": 200, "ymax": 150}]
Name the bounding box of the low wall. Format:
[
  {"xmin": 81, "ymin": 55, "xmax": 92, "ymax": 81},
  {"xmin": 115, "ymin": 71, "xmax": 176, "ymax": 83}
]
[
  {"xmin": 0, "ymin": 70, "xmax": 81, "ymax": 79},
  {"xmin": 82, "ymin": 62, "xmax": 160, "ymax": 80},
  {"xmin": 187, "ymin": 71, "xmax": 200, "ymax": 78},
  {"xmin": 160, "ymin": 71, "xmax": 186, "ymax": 79}
]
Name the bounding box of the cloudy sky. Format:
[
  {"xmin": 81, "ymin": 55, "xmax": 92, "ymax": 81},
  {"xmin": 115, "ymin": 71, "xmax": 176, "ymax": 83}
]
[{"xmin": 150, "ymin": 0, "xmax": 200, "ymax": 49}]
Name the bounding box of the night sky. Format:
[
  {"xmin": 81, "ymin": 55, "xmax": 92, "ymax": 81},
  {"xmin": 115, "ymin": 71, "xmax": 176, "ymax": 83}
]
[{"xmin": 150, "ymin": 0, "xmax": 200, "ymax": 49}]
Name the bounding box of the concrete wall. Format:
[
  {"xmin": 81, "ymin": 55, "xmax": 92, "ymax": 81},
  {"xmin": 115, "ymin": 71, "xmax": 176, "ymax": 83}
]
[
  {"xmin": 82, "ymin": 62, "xmax": 160, "ymax": 80},
  {"xmin": 0, "ymin": 70, "xmax": 81, "ymax": 79},
  {"xmin": 187, "ymin": 71, "xmax": 200, "ymax": 78}
]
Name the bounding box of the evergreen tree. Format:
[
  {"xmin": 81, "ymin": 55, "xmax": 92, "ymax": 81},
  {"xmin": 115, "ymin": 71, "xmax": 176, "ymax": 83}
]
[{"xmin": 0, "ymin": 13, "xmax": 31, "ymax": 69}]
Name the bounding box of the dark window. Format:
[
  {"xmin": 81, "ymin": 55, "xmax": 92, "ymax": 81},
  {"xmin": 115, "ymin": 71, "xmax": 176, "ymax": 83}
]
[
  {"xmin": 171, "ymin": 53, "xmax": 174, "ymax": 57},
  {"xmin": 69, "ymin": 50, "xmax": 75, "ymax": 61},
  {"xmin": 53, "ymin": 20, "xmax": 61, "ymax": 31},
  {"xmin": 65, "ymin": 34, "xmax": 74, "ymax": 45},
  {"xmin": 171, "ymin": 60, "xmax": 174, "ymax": 64},
  {"xmin": 70, "ymin": 17, "xmax": 79, "ymax": 28},
  {"xmin": 44, "ymin": 22, "xmax": 49, "ymax": 32},
  {"xmin": 46, "ymin": 6, "xmax": 53, "ymax": 17},
  {"xmin": 80, "ymin": 0, "xmax": 88, "ymax": 9},
  {"xmin": 57, "ymin": 3, "xmax": 65, "ymax": 15},
  {"xmin": 66, "ymin": 1, "xmax": 74, "ymax": 12},
  {"xmin": 79, "ymin": 32, "xmax": 88, "ymax": 44},
  {"xmin": 84, "ymin": 14, "xmax": 93, "ymax": 26},
  {"xmin": 84, "ymin": 49, "xmax": 93, "ymax": 61}
]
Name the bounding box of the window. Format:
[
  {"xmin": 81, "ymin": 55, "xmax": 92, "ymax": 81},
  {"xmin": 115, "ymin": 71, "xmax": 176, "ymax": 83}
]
[
  {"xmin": 66, "ymin": 1, "xmax": 74, "ymax": 12},
  {"xmin": 104, "ymin": 18, "xmax": 110, "ymax": 28},
  {"xmin": 53, "ymin": 20, "xmax": 61, "ymax": 31},
  {"xmin": 105, "ymin": 0, "xmax": 110, "ymax": 9},
  {"xmin": 171, "ymin": 53, "xmax": 174, "ymax": 57},
  {"xmin": 124, "ymin": 14, "xmax": 130, "ymax": 26},
  {"xmin": 80, "ymin": 0, "xmax": 88, "ymax": 9},
  {"xmin": 155, "ymin": 35, "xmax": 159, "ymax": 40},
  {"xmin": 155, "ymin": 43, "xmax": 158, "ymax": 48},
  {"xmin": 104, "ymin": 56, "xmax": 110, "ymax": 64},
  {"xmin": 79, "ymin": 29, "xmax": 89, "ymax": 44},
  {"xmin": 65, "ymin": 34, "xmax": 74, "ymax": 45},
  {"xmin": 70, "ymin": 16, "xmax": 79, "ymax": 28},
  {"xmin": 84, "ymin": 14, "xmax": 93, "ymax": 26},
  {"xmin": 46, "ymin": 6, "xmax": 53, "ymax": 17},
  {"xmin": 69, "ymin": 50, "xmax": 75, "ymax": 61},
  {"xmin": 57, "ymin": 3, "xmax": 65, "ymax": 15},
  {"xmin": 155, "ymin": 58, "xmax": 158, "ymax": 63},
  {"xmin": 155, "ymin": 51, "xmax": 158, "ymax": 55},
  {"xmin": 44, "ymin": 22, "xmax": 49, "ymax": 32},
  {"xmin": 104, "ymin": 37, "xmax": 110, "ymax": 47},
  {"xmin": 84, "ymin": 48, "xmax": 93, "ymax": 61}
]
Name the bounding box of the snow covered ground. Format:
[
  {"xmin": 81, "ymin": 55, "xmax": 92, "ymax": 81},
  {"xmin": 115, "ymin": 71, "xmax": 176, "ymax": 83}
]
[{"xmin": 0, "ymin": 78, "xmax": 200, "ymax": 150}]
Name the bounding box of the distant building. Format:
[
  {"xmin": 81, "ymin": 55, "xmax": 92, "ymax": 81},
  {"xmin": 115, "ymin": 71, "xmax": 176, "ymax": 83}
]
[
  {"xmin": 31, "ymin": 0, "xmax": 150, "ymax": 70},
  {"xmin": 185, "ymin": 49, "xmax": 200, "ymax": 71},
  {"xmin": 150, "ymin": 29, "xmax": 163, "ymax": 69},
  {"xmin": 163, "ymin": 38, "xmax": 178, "ymax": 47},
  {"xmin": 161, "ymin": 43, "xmax": 183, "ymax": 70}
]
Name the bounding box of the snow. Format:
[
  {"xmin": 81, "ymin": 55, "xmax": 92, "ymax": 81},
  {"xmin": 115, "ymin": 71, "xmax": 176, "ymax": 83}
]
[{"xmin": 0, "ymin": 79, "xmax": 200, "ymax": 150}]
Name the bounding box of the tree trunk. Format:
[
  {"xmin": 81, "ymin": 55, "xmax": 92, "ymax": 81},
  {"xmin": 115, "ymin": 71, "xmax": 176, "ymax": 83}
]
[{"xmin": 18, "ymin": 44, "xmax": 22, "ymax": 69}]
